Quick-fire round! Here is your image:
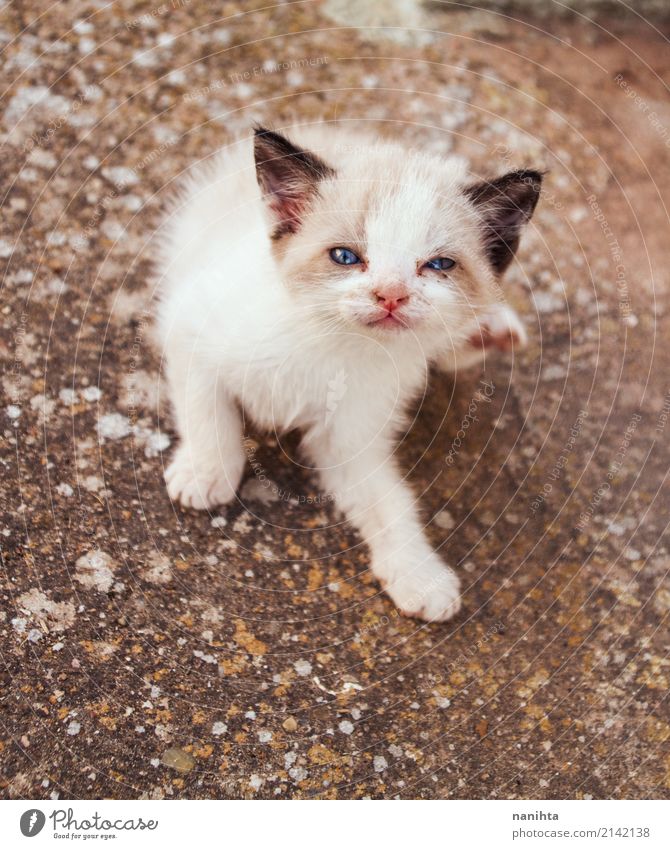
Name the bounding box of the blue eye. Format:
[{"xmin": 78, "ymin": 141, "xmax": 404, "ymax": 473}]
[
  {"xmin": 329, "ymin": 247, "xmax": 361, "ymax": 266},
  {"xmin": 424, "ymin": 257, "xmax": 456, "ymax": 271}
]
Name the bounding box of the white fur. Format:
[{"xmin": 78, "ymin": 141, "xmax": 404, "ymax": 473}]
[{"xmin": 155, "ymin": 125, "xmax": 530, "ymax": 621}]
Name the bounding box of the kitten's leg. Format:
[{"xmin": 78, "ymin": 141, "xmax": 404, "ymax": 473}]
[
  {"xmin": 305, "ymin": 434, "xmax": 460, "ymax": 622},
  {"xmin": 439, "ymin": 304, "xmax": 527, "ymax": 373},
  {"xmin": 163, "ymin": 360, "xmax": 245, "ymax": 510}
]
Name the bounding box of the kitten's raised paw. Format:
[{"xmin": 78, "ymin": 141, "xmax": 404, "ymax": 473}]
[
  {"xmin": 382, "ymin": 554, "xmax": 461, "ymax": 622},
  {"xmin": 165, "ymin": 448, "xmax": 239, "ymax": 510},
  {"xmin": 469, "ymin": 306, "xmax": 527, "ymax": 353}
]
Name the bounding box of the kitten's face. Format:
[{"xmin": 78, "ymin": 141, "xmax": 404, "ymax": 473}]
[{"xmin": 254, "ymin": 128, "xmax": 541, "ymax": 349}]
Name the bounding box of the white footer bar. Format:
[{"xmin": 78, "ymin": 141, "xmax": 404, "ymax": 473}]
[{"xmin": 1, "ymin": 799, "xmax": 668, "ymax": 848}]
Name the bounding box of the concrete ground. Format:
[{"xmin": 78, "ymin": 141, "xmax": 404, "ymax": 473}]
[{"xmin": 1, "ymin": 1, "xmax": 670, "ymax": 800}]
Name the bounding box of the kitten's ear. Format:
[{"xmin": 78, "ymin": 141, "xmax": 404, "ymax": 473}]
[
  {"xmin": 464, "ymin": 169, "xmax": 543, "ymax": 274},
  {"xmin": 253, "ymin": 126, "xmax": 335, "ymax": 238}
]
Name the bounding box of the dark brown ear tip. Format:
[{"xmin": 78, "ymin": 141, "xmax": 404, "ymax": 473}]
[
  {"xmin": 464, "ymin": 168, "xmax": 545, "ymax": 205},
  {"xmin": 501, "ymin": 169, "xmax": 544, "ymax": 189},
  {"xmin": 519, "ymin": 168, "xmax": 545, "ymax": 182},
  {"xmin": 520, "ymin": 168, "xmax": 545, "ymax": 187},
  {"xmin": 253, "ymin": 124, "xmax": 274, "ymax": 140}
]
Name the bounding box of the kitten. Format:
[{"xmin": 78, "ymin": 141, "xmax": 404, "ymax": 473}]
[{"xmin": 156, "ymin": 124, "xmax": 541, "ymax": 621}]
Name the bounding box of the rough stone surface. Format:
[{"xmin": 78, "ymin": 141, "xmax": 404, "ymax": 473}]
[{"xmin": 1, "ymin": 2, "xmax": 669, "ymax": 800}]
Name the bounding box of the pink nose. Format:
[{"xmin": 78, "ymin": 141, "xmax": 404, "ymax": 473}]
[{"xmin": 374, "ymin": 286, "xmax": 409, "ymax": 313}]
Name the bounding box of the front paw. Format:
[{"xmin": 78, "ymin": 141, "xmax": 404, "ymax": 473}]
[
  {"xmin": 469, "ymin": 306, "xmax": 527, "ymax": 352},
  {"xmin": 379, "ymin": 551, "xmax": 461, "ymax": 622},
  {"xmin": 164, "ymin": 446, "xmax": 240, "ymax": 510}
]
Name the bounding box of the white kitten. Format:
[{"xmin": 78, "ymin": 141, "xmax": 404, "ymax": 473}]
[{"xmin": 156, "ymin": 124, "xmax": 541, "ymax": 621}]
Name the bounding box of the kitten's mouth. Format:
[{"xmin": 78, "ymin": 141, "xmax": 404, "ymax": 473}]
[{"xmin": 367, "ymin": 312, "xmax": 408, "ymax": 330}]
